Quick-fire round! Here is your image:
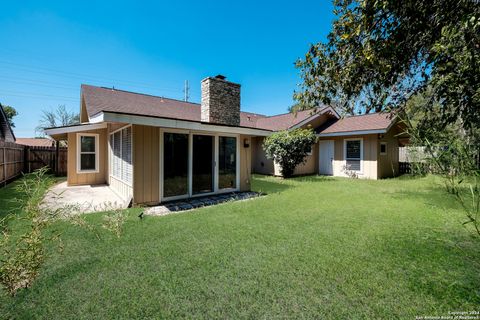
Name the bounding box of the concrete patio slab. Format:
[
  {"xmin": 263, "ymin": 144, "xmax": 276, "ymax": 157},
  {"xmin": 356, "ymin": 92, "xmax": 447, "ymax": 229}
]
[{"xmin": 44, "ymin": 181, "xmax": 128, "ymax": 214}]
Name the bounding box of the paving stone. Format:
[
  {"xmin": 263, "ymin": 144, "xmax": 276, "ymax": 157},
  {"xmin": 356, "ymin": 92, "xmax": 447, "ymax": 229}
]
[{"xmin": 145, "ymin": 192, "xmax": 263, "ymax": 217}]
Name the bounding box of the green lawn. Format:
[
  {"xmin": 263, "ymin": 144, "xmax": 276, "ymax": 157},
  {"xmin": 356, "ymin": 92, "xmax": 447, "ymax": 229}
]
[{"xmin": 1, "ymin": 175, "xmax": 479, "ymax": 319}]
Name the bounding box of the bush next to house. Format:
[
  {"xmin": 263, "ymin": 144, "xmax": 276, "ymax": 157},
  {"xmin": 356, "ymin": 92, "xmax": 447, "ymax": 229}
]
[{"xmin": 263, "ymin": 128, "xmax": 316, "ymax": 178}]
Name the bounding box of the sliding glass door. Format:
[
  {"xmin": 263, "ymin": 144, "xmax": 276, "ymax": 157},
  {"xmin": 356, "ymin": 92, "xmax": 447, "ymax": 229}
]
[
  {"xmin": 163, "ymin": 132, "xmax": 189, "ymax": 198},
  {"xmin": 192, "ymin": 135, "xmax": 214, "ymax": 195},
  {"xmin": 218, "ymin": 136, "xmax": 237, "ymax": 189},
  {"xmin": 162, "ymin": 132, "xmax": 239, "ymax": 201}
]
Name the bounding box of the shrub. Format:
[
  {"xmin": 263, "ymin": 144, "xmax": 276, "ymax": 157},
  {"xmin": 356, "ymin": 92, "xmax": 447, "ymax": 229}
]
[{"xmin": 263, "ymin": 128, "xmax": 317, "ymax": 178}]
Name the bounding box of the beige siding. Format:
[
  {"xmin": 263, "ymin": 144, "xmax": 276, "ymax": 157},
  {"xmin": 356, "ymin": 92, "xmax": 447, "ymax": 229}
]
[
  {"xmin": 377, "ymin": 127, "xmax": 400, "ymax": 178},
  {"xmin": 67, "ymin": 128, "xmax": 108, "ymax": 186},
  {"xmin": 132, "ymin": 125, "xmax": 160, "ymax": 205},
  {"xmin": 319, "ymin": 134, "xmax": 378, "ymax": 179},
  {"xmin": 109, "ymin": 175, "xmax": 133, "ymax": 201},
  {"xmin": 80, "ymin": 98, "xmax": 89, "ymax": 123},
  {"xmin": 251, "ymin": 136, "xmax": 274, "ymax": 175},
  {"xmin": 239, "ymin": 135, "xmax": 253, "ymax": 191},
  {"xmin": 286, "ymin": 143, "xmax": 318, "ymax": 176}
]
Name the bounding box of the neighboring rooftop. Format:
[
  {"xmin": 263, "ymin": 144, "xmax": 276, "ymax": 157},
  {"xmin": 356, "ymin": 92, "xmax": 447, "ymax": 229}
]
[
  {"xmin": 316, "ymin": 112, "xmax": 394, "ymax": 135},
  {"xmin": 81, "ymin": 84, "xmax": 330, "ymax": 131},
  {"xmin": 0, "ymin": 104, "xmax": 16, "ymax": 142},
  {"xmin": 16, "ymin": 138, "xmax": 55, "ymax": 147}
]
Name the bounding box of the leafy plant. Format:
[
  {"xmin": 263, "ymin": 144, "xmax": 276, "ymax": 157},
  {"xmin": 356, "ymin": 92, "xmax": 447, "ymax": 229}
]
[
  {"xmin": 0, "ymin": 168, "xmax": 57, "ymax": 296},
  {"xmin": 102, "ymin": 209, "xmax": 128, "ymax": 239},
  {"xmin": 263, "ymin": 128, "xmax": 317, "ymax": 178}
]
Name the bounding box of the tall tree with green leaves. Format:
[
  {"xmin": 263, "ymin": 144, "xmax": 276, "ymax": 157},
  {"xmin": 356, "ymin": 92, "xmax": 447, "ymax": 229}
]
[
  {"xmin": 0, "ymin": 104, "xmax": 18, "ymax": 128},
  {"xmin": 295, "ymin": 0, "xmax": 479, "ymax": 132}
]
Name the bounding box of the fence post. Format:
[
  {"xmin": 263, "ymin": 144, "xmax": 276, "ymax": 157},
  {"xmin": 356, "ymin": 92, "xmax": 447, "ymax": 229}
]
[
  {"xmin": 23, "ymin": 146, "xmax": 28, "ymax": 173},
  {"xmin": 55, "ymin": 142, "xmax": 60, "ymax": 176}
]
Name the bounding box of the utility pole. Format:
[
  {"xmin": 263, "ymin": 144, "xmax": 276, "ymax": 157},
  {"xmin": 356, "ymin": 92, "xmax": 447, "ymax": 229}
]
[{"xmin": 183, "ymin": 80, "xmax": 190, "ymax": 102}]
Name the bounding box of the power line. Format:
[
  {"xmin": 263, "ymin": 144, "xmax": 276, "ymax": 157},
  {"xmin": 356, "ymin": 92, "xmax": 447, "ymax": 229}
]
[{"xmin": 0, "ymin": 60, "xmax": 183, "ymax": 93}]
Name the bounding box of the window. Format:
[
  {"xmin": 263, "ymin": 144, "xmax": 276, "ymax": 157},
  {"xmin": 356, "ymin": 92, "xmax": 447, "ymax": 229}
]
[
  {"xmin": 380, "ymin": 142, "xmax": 387, "ymax": 155},
  {"xmin": 77, "ymin": 134, "xmax": 98, "ymax": 172},
  {"xmin": 109, "ymin": 126, "xmax": 132, "ymax": 185},
  {"xmin": 344, "ymin": 139, "xmax": 362, "ymax": 172}
]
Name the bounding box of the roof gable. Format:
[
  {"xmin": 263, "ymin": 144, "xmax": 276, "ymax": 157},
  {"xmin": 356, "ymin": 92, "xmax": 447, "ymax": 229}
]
[
  {"xmin": 0, "ymin": 104, "xmax": 16, "ymax": 142},
  {"xmin": 316, "ymin": 113, "xmax": 395, "ymax": 136}
]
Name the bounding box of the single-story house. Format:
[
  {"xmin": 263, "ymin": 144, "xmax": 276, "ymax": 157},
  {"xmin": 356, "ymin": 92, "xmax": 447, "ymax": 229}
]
[{"xmin": 45, "ymin": 75, "xmax": 406, "ymax": 205}]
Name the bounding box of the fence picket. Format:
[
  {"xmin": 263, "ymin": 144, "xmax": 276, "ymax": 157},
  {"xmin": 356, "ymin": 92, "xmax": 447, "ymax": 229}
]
[{"xmin": 0, "ymin": 141, "xmax": 67, "ymax": 187}]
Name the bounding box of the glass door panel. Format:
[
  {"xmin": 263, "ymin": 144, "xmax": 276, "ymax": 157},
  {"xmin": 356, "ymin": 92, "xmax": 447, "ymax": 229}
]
[
  {"xmin": 218, "ymin": 136, "xmax": 237, "ymax": 189},
  {"xmin": 192, "ymin": 135, "xmax": 214, "ymax": 194},
  {"xmin": 163, "ymin": 133, "xmax": 189, "ymax": 198}
]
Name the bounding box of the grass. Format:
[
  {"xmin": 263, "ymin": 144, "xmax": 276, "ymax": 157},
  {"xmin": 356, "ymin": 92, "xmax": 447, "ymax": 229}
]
[{"xmin": 1, "ymin": 174, "xmax": 479, "ymax": 319}]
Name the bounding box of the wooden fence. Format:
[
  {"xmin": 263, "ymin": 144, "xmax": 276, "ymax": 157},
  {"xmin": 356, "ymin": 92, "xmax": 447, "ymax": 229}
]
[
  {"xmin": 0, "ymin": 141, "xmax": 25, "ymax": 186},
  {"xmin": 0, "ymin": 141, "xmax": 67, "ymax": 187}
]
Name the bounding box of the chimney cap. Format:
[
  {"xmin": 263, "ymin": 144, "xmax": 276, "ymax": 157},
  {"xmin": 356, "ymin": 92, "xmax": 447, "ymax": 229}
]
[{"xmin": 215, "ymin": 74, "xmax": 226, "ymax": 80}]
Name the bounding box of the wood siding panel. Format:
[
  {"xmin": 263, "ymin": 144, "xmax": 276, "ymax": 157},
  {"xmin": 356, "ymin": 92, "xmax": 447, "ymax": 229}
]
[
  {"xmin": 240, "ymin": 135, "xmax": 252, "ymax": 191},
  {"xmin": 251, "ymin": 136, "xmax": 274, "ymax": 175},
  {"xmin": 377, "ymin": 127, "xmax": 400, "ymax": 178},
  {"xmin": 132, "ymin": 125, "xmax": 160, "ymax": 205},
  {"xmin": 67, "ymin": 128, "xmax": 107, "ymax": 186}
]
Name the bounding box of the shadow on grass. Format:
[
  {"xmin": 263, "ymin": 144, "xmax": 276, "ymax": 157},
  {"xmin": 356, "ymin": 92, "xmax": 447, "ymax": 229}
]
[
  {"xmin": 391, "ymin": 187, "xmax": 463, "ymax": 212},
  {"xmin": 377, "ymin": 230, "xmax": 480, "ymax": 307},
  {"xmin": 252, "ymin": 177, "xmax": 293, "ymax": 194}
]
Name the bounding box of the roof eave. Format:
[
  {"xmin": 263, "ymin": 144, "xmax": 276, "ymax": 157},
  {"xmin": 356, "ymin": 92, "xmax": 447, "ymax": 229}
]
[
  {"xmin": 91, "ymin": 111, "xmax": 273, "ymax": 136},
  {"xmin": 317, "ymin": 129, "xmax": 387, "ymax": 137}
]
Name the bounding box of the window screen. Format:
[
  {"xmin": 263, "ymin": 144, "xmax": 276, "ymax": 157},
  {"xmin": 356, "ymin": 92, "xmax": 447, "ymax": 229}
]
[
  {"xmin": 110, "ymin": 127, "xmax": 132, "ymax": 184},
  {"xmin": 346, "ymin": 140, "xmax": 361, "ymax": 171},
  {"xmin": 79, "ymin": 135, "xmax": 97, "ymax": 171}
]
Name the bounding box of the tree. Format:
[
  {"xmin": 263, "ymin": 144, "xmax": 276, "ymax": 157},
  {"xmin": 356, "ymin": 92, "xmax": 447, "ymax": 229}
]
[
  {"xmin": 36, "ymin": 105, "xmax": 79, "ymax": 136},
  {"xmin": 1, "ymin": 104, "xmax": 18, "ymax": 128},
  {"xmin": 295, "ymin": 0, "xmax": 479, "ymax": 131},
  {"xmin": 263, "ymin": 128, "xmax": 317, "ymax": 178}
]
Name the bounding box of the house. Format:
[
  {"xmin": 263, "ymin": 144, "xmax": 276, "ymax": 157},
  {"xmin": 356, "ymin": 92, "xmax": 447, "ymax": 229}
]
[
  {"xmin": 16, "ymin": 138, "xmax": 55, "ymax": 147},
  {"xmin": 44, "ymin": 75, "xmax": 405, "ymax": 205},
  {"xmin": 0, "ymin": 104, "xmax": 16, "ymax": 143}
]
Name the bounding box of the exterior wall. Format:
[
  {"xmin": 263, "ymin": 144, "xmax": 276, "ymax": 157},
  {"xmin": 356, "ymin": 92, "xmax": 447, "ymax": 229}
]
[
  {"xmin": 319, "ymin": 134, "xmax": 378, "ymax": 179},
  {"xmin": 201, "ymin": 77, "xmax": 240, "ymax": 126},
  {"xmin": 251, "ymin": 136, "xmax": 274, "ymax": 175},
  {"xmin": 377, "ymin": 127, "xmax": 400, "ymax": 178},
  {"xmin": 252, "ymin": 136, "xmax": 318, "ymax": 177},
  {"xmin": 67, "ymin": 128, "xmax": 108, "ymax": 186},
  {"xmin": 240, "ymin": 135, "xmax": 252, "ymax": 191},
  {"xmin": 132, "ymin": 124, "xmax": 160, "ymax": 205}
]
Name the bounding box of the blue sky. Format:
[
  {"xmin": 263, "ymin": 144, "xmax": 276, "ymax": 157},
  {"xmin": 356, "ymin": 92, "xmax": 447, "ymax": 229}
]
[{"xmin": 0, "ymin": 1, "xmax": 334, "ymax": 137}]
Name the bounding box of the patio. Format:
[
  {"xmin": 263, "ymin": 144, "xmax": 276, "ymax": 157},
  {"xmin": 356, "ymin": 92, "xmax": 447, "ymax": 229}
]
[{"xmin": 44, "ymin": 181, "xmax": 129, "ymax": 214}]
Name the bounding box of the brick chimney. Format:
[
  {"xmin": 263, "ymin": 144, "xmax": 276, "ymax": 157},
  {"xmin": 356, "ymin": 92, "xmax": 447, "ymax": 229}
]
[{"xmin": 201, "ymin": 75, "xmax": 240, "ymax": 126}]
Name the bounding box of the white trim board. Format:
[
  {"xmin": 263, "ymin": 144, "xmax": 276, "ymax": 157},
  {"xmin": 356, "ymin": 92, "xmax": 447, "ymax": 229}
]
[
  {"xmin": 45, "ymin": 123, "xmax": 107, "ymax": 135},
  {"xmin": 317, "ymin": 129, "xmax": 386, "ymax": 137},
  {"xmin": 90, "ymin": 112, "xmax": 273, "ymax": 136},
  {"xmin": 76, "ymin": 133, "xmax": 100, "ymax": 174}
]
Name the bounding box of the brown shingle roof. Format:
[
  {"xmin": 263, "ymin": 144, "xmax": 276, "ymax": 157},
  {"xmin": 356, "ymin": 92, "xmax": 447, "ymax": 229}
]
[
  {"xmin": 317, "ymin": 113, "xmax": 394, "ymax": 135},
  {"xmin": 81, "ymin": 85, "xmax": 326, "ymax": 131},
  {"xmin": 16, "ymin": 138, "xmax": 54, "ymax": 147},
  {"xmin": 82, "ymin": 84, "xmax": 271, "ymax": 129}
]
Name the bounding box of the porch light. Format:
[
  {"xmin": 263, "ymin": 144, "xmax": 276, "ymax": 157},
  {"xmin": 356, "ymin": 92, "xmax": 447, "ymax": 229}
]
[{"xmin": 244, "ymin": 138, "xmax": 250, "ymax": 148}]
